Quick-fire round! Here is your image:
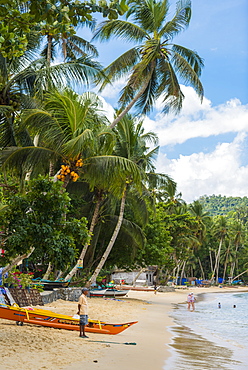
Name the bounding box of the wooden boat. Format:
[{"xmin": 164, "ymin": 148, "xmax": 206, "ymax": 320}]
[
  {"xmin": 0, "ymin": 304, "xmax": 137, "ymax": 335},
  {"xmin": 89, "ymin": 289, "xmax": 129, "ymax": 298},
  {"xmin": 32, "ymin": 279, "xmax": 70, "ymax": 290}
]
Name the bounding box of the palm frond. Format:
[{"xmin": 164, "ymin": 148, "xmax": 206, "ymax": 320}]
[
  {"xmin": 0, "ymin": 146, "xmax": 55, "ymax": 176},
  {"xmin": 155, "ymin": 58, "xmax": 184, "ymax": 114},
  {"xmin": 117, "ymin": 217, "xmax": 146, "ymax": 249},
  {"xmin": 131, "ymin": 69, "xmax": 158, "ymax": 114},
  {"xmin": 171, "ymin": 49, "xmax": 204, "ymax": 98},
  {"xmin": 159, "ymin": 0, "xmax": 191, "ymax": 39},
  {"xmin": 93, "ymin": 20, "xmax": 147, "ymax": 43},
  {"xmin": 82, "ymin": 155, "xmax": 143, "ymax": 197},
  {"xmin": 172, "ymin": 44, "xmax": 204, "ymax": 75},
  {"xmin": 22, "ymin": 109, "xmax": 66, "ymax": 150},
  {"xmin": 65, "ymin": 35, "xmax": 99, "ymax": 59},
  {"xmin": 62, "ymin": 129, "xmax": 95, "ymax": 159},
  {"xmin": 99, "ymin": 48, "xmax": 140, "ymax": 91},
  {"xmin": 127, "ymin": 0, "xmax": 170, "ymax": 33}
]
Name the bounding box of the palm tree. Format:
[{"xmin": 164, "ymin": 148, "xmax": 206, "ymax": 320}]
[
  {"xmin": 88, "ymin": 114, "xmax": 160, "ymax": 285},
  {"xmin": 211, "ymin": 216, "xmax": 229, "ymax": 284},
  {"xmin": 93, "ymin": 0, "xmax": 204, "ymax": 127},
  {"xmin": 1, "ymin": 89, "xmax": 142, "ymax": 279},
  {"xmin": 41, "ymin": 17, "xmax": 99, "ymax": 65},
  {"xmin": 0, "ymin": 34, "xmax": 105, "ymax": 153},
  {"xmin": 229, "ymin": 221, "xmax": 245, "ymax": 280}
]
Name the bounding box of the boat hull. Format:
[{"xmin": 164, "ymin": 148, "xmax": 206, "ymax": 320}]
[
  {"xmin": 0, "ymin": 305, "xmax": 137, "ymax": 335},
  {"xmin": 89, "ymin": 289, "xmax": 129, "ymax": 298}
]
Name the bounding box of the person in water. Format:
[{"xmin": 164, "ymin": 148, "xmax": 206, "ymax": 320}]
[{"xmin": 187, "ymin": 292, "xmax": 196, "ymax": 311}]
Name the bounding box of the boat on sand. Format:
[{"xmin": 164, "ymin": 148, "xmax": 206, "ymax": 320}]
[
  {"xmin": 89, "ymin": 289, "xmax": 129, "ymax": 298},
  {"xmin": 0, "ymin": 303, "xmax": 137, "ymax": 335}
]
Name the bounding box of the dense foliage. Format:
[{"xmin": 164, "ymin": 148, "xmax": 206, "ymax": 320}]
[
  {"xmin": 0, "ymin": 177, "xmax": 90, "ymax": 270},
  {"xmin": 199, "ymin": 195, "xmax": 248, "ymax": 219}
]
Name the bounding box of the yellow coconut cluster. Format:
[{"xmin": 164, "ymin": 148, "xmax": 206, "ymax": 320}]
[
  {"xmin": 57, "ymin": 164, "xmax": 79, "ymax": 182},
  {"xmin": 76, "ymin": 159, "xmax": 83, "ymax": 167}
]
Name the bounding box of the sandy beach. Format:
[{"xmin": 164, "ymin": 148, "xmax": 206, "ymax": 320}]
[{"xmin": 0, "ymin": 286, "xmax": 247, "ymax": 370}]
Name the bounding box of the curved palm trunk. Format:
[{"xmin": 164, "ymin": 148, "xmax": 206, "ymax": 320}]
[
  {"xmin": 230, "ymin": 269, "xmax": 248, "ymax": 284},
  {"xmin": 42, "ymin": 261, "xmax": 53, "ymax": 280},
  {"xmin": 230, "ymin": 242, "xmax": 241, "ymax": 279},
  {"xmin": 132, "ymin": 267, "xmax": 146, "ymax": 286},
  {"xmin": 47, "ymin": 35, "xmax": 53, "ymax": 66},
  {"xmin": 210, "ymin": 237, "xmax": 223, "ymax": 284},
  {"xmin": 198, "ymin": 257, "xmax": 205, "ymax": 280},
  {"xmin": 180, "ymin": 260, "xmax": 186, "ymax": 285},
  {"xmin": 88, "ymin": 188, "xmax": 127, "ymax": 286},
  {"xmin": 222, "ymin": 242, "xmax": 231, "ymax": 283},
  {"xmin": 109, "ymin": 62, "xmax": 156, "ymax": 129},
  {"xmin": 64, "ymin": 197, "xmax": 102, "ymax": 282},
  {"xmin": 3, "ymin": 247, "xmax": 35, "ymax": 275}
]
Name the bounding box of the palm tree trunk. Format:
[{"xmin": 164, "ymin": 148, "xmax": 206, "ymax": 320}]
[
  {"xmin": 43, "ymin": 261, "xmax": 53, "ymax": 280},
  {"xmin": 210, "ymin": 238, "xmax": 223, "ymax": 283},
  {"xmin": 180, "ymin": 260, "xmax": 186, "ymax": 285},
  {"xmin": 230, "ymin": 269, "xmax": 248, "ymax": 283},
  {"xmin": 3, "ymin": 247, "xmax": 35, "ymax": 275},
  {"xmin": 222, "ymin": 243, "xmax": 230, "ymax": 283},
  {"xmin": 198, "ymin": 257, "xmax": 205, "ymax": 280},
  {"xmin": 230, "ymin": 242, "xmax": 240, "ymax": 279},
  {"xmin": 209, "ymin": 249, "xmax": 213, "ymax": 274},
  {"xmin": 47, "ymin": 35, "xmax": 53, "ymax": 66},
  {"xmin": 64, "ymin": 196, "xmax": 102, "ymax": 282},
  {"xmin": 132, "ymin": 267, "xmax": 146, "ymax": 286},
  {"xmin": 109, "ymin": 62, "xmax": 156, "ymax": 128},
  {"xmin": 175, "ymin": 261, "xmax": 181, "ymax": 285},
  {"xmin": 88, "ymin": 188, "xmax": 127, "ymax": 286}
]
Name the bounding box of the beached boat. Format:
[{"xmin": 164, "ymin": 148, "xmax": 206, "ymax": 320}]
[
  {"xmin": 117, "ymin": 285, "xmax": 155, "ymax": 292},
  {"xmin": 0, "ymin": 304, "xmax": 137, "ymax": 334},
  {"xmin": 89, "ymin": 289, "xmax": 129, "ymax": 298},
  {"xmin": 32, "ymin": 279, "xmax": 70, "ymax": 290}
]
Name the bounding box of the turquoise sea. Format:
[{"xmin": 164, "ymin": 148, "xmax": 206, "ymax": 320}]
[{"xmin": 165, "ymin": 291, "xmax": 248, "ymax": 370}]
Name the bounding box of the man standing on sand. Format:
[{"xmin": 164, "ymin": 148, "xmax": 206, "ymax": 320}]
[{"xmin": 77, "ymin": 287, "xmax": 89, "ymax": 338}]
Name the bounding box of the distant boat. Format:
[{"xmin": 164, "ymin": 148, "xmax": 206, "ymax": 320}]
[{"xmin": 89, "ymin": 288, "xmax": 129, "ymax": 298}]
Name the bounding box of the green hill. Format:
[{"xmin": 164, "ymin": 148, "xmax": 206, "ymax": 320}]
[{"xmin": 198, "ymin": 194, "xmax": 248, "ymax": 217}]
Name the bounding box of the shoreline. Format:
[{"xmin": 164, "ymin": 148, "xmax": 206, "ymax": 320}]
[{"xmin": 0, "ymin": 286, "xmax": 247, "ymax": 370}]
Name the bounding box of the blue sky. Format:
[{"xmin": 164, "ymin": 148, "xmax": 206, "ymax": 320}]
[{"xmin": 78, "ymin": 0, "xmax": 248, "ymax": 203}]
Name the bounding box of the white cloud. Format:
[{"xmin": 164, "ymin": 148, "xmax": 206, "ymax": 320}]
[
  {"xmin": 144, "ymin": 86, "xmax": 248, "ymax": 146},
  {"xmin": 156, "ymin": 133, "xmax": 248, "ymax": 202},
  {"xmin": 98, "ymin": 96, "xmax": 115, "ymax": 122},
  {"xmin": 98, "ymin": 83, "xmax": 248, "ymax": 202},
  {"xmin": 100, "ymin": 76, "xmax": 127, "ymax": 99}
]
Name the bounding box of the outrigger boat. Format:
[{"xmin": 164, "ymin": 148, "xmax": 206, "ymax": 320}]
[{"xmin": 0, "ymin": 303, "xmax": 137, "ymax": 335}]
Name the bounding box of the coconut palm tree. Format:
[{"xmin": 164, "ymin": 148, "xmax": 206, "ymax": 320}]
[
  {"xmin": 0, "ymin": 33, "xmax": 105, "ymax": 153},
  {"xmin": 211, "ymin": 216, "xmax": 229, "ymax": 284},
  {"xmin": 88, "ymin": 113, "xmax": 177, "ymax": 285},
  {"xmin": 1, "ymin": 89, "xmax": 143, "ymax": 279},
  {"xmin": 93, "ymin": 0, "xmax": 204, "ymax": 127},
  {"xmin": 1, "ymin": 89, "xmax": 143, "ymax": 190}
]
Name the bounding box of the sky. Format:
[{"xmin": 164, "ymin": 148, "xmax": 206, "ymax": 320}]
[{"xmin": 79, "ymin": 0, "xmax": 248, "ymax": 203}]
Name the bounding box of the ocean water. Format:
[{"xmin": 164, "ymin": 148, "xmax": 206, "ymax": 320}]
[{"xmin": 165, "ymin": 291, "xmax": 248, "ymax": 370}]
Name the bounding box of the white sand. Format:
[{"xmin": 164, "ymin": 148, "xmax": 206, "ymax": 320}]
[{"xmin": 0, "ymin": 286, "xmax": 247, "ymax": 370}]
